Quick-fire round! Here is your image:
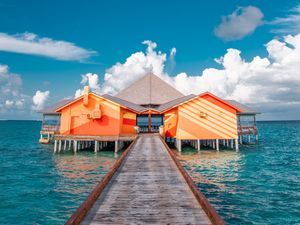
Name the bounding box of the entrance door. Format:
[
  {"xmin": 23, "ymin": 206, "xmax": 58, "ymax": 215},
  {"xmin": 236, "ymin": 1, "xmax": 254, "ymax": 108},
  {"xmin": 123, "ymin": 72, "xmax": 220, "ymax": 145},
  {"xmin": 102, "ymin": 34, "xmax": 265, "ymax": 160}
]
[{"xmin": 136, "ymin": 115, "xmax": 163, "ymax": 133}]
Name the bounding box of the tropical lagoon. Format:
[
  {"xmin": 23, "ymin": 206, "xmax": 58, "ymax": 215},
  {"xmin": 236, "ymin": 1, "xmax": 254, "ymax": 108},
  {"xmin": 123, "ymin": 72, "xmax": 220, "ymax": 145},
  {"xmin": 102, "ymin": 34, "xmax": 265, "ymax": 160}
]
[{"xmin": 0, "ymin": 120, "xmax": 299, "ymax": 224}]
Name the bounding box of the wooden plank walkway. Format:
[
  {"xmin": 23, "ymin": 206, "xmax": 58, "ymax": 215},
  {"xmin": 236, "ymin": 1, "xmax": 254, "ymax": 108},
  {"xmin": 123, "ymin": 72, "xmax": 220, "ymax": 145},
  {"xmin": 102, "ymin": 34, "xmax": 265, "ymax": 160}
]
[{"xmin": 81, "ymin": 134, "xmax": 212, "ymax": 225}]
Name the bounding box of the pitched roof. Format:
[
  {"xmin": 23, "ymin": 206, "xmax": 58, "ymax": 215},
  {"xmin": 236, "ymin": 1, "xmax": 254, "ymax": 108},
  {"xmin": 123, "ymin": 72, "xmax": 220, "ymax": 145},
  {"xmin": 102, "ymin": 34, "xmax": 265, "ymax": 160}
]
[
  {"xmin": 225, "ymin": 100, "xmax": 258, "ymax": 114},
  {"xmin": 157, "ymin": 94, "xmax": 197, "ymax": 112},
  {"xmin": 115, "ymin": 73, "xmax": 184, "ymax": 105},
  {"xmin": 102, "ymin": 94, "xmax": 147, "ymax": 112},
  {"xmin": 40, "ymin": 98, "xmax": 74, "ymax": 114}
]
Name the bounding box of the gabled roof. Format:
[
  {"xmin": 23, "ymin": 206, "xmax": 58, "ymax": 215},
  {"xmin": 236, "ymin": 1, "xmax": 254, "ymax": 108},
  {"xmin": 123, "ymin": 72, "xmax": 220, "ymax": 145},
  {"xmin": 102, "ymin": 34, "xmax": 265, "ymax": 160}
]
[
  {"xmin": 157, "ymin": 94, "xmax": 197, "ymax": 112},
  {"xmin": 102, "ymin": 94, "xmax": 147, "ymax": 112},
  {"xmin": 115, "ymin": 73, "xmax": 184, "ymax": 105},
  {"xmin": 41, "ymin": 98, "xmax": 74, "ymax": 114},
  {"xmin": 225, "ymin": 100, "xmax": 258, "ymax": 114}
]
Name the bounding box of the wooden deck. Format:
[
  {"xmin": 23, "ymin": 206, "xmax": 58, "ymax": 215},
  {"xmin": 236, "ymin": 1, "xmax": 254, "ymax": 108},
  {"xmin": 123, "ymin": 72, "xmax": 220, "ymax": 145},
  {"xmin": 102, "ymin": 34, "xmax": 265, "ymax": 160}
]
[{"xmin": 79, "ymin": 134, "xmax": 216, "ymax": 225}]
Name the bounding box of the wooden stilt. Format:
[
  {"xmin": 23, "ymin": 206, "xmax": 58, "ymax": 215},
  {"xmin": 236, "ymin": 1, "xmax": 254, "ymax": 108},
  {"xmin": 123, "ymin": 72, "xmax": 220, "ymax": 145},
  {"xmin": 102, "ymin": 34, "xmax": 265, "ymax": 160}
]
[
  {"xmin": 68, "ymin": 140, "xmax": 71, "ymax": 150},
  {"xmin": 74, "ymin": 140, "xmax": 77, "ymax": 153},
  {"xmin": 235, "ymin": 139, "xmax": 239, "ymax": 152},
  {"xmin": 197, "ymin": 139, "xmax": 200, "ymax": 151},
  {"xmin": 63, "ymin": 140, "xmax": 67, "ymax": 151},
  {"xmin": 248, "ymin": 135, "xmax": 251, "ymax": 144},
  {"xmin": 226, "ymin": 139, "xmax": 229, "ymax": 147},
  {"xmin": 230, "ymin": 139, "xmax": 234, "ymax": 149},
  {"xmin": 115, "ymin": 140, "xmax": 118, "ymax": 153},
  {"xmin": 58, "ymin": 140, "xmax": 62, "ymax": 152},
  {"xmin": 212, "ymin": 140, "xmax": 215, "ymax": 149},
  {"xmin": 239, "ymin": 135, "xmax": 242, "ymax": 144},
  {"xmin": 54, "ymin": 140, "xmax": 57, "ymax": 153},
  {"xmin": 216, "ymin": 139, "xmax": 219, "ymax": 151},
  {"xmin": 177, "ymin": 139, "xmax": 182, "ymax": 152},
  {"xmin": 94, "ymin": 141, "xmax": 98, "ymax": 153}
]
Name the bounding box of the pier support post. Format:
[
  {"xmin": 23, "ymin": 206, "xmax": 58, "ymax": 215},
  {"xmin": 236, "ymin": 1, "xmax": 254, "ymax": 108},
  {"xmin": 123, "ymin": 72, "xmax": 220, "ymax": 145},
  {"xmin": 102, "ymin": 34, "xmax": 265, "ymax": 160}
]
[
  {"xmin": 235, "ymin": 139, "xmax": 239, "ymax": 152},
  {"xmin": 54, "ymin": 140, "xmax": 57, "ymax": 153},
  {"xmin": 255, "ymin": 134, "xmax": 258, "ymax": 143},
  {"xmin": 115, "ymin": 140, "xmax": 119, "ymax": 153},
  {"xmin": 248, "ymin": 135, "xmax": 251, "ymax": 144},
  {"xmin": 216, "ymin": 139, "xmax": 219, "ymax": 151},
  {"xmin": 94, "ymin": 141, "xmax": 98, "ymax": 152},
  {"xmin": 68, "ymin": 140, "xmax": 71, "ymax": 150},
  {"xmin": 58, "ymin": 140, "xmax": 62, "ymax": 152},
  {"xmin": 197, "ymin": 139, "xmax": 200, "ymax": 152},
  {"xmin": 239, "ymin": 135, "xmax": 242, "ymax": 144},
  {"xmin": 230, "ymin": 139, "xmax": 234, "ymax": 149},
  {"xmin": 74, "ymin": 140, "xmax": 77, "ymax": 153},
  {"xmin": 212, "ymin": 140, "xmax": 215, "ymax": 149},
  {"xmin": 63, "ymin": 140, "xmax": 67, "ymax": 151},
  {"xmin": 177, "ymin": 139, "xmax": 182, "ymax": 152},
  {"xmin": 226, "ymin": 139, "xmax": 229, "ymax": 147}
]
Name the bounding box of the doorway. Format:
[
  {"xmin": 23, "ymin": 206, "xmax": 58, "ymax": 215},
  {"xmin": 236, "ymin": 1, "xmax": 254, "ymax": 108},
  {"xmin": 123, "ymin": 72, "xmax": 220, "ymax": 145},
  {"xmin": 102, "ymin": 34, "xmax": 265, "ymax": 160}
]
[{"xmin": 136, "ymin": 114, "xmax": 163, "ymax": 133}]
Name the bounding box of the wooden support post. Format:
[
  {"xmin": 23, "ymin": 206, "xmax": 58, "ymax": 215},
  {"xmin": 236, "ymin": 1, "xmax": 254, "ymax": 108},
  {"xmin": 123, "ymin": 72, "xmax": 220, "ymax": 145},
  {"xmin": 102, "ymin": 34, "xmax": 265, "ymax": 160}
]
[
  {"xmin": 226, "ymin": 139, "xmax": 229, "ymax": 147},
  {"xmin": 94, "ymin": 141, "xmax": 98, "ymax": 153},
  {"xmin": 58, "ymin": 140, "xmax": 62, "ymax": 152},
  {"xmin": 115, "ymin": 140, "xmax": 118, "ymax": 153},
  {"xmin": 255, "ymin": 134, "xmax": 258, "ymax": 143},
  {"xmin": 68, "ymin": 140, "xmax": 71, "ymax": 150},
  {"xmin": 235, "ymin": 139, "xmax": 239, "ymax": 152},
  {"xmin": 216, "ymin": 139, "xmax": 219, "ymax": 151},
  {"xmin": 197, "ymin": 139, "xmax": 200, "ymax": 152},
  {"xmin": 177, "ymin": 139, "xmax": 182, "ymax": 152},
  {"xmin": 230, "ymin": 139, "xmax": 234, "ymax": 149},
  {"xmin": 239, "ymin": 135, "xmax": 242, "ymax": 144},
  {"xmin": 54, "ymin": 140, "xmax": 57, "ymax": 153},
  {"xmin": 248, "ymin": 135, "xmax": 251, "ymax": 144},
  {"xmin": 212, "ymin": 140, "xmax": 215, "ymax": 149},
  {"xmin": 74, "ymin": 140, "xmax": 77, "ymax": 153},
  {"xmin": 63, "ymin": 140, "xmax": 67, "ymax": 151}
]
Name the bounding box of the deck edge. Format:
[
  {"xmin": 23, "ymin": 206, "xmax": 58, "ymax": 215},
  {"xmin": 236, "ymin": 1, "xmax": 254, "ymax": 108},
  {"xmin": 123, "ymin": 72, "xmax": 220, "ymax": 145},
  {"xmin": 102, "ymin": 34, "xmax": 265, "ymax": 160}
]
[
  {"xmin": 159, "ymin": 135, "xmax": 226, "ymax": 225},
  {"xmin": 65, "ymin": 136, "xmax": 138, "ymax": 225}
]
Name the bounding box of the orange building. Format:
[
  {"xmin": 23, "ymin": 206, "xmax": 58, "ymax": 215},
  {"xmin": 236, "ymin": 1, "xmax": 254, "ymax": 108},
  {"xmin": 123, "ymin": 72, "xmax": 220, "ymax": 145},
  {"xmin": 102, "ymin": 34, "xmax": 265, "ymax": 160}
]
[{"xmin": 40, "ymin": 74, "xmax": 258, "ymax": 152}]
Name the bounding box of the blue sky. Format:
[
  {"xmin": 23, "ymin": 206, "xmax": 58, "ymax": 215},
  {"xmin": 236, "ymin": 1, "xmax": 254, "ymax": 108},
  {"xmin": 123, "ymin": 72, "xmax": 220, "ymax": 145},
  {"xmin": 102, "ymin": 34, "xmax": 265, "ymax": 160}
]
[{"xmin": 1, "ymin": 0, "xmax": 300, "ymax": 120}]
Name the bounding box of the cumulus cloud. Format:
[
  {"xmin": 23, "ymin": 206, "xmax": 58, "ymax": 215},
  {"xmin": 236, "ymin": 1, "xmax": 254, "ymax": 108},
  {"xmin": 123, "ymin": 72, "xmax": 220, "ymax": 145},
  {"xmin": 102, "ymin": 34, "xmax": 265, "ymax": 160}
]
[
  {"xmin": 83, "ymin": 36, "xmax": 300, "ymax": 120},
  {"xmin": 0, "ymin": 64, "xmax": 32, "ymax": 118},
  {"xmin": 32, "ymin": 90, "xmax": 50, "ymax": 111},
  {"xmin": 74, "ymin": 73, "xmax": 101, "ymax": 98},
  {"xmin": 214, "ymin": 6, "xmax": 264, "ymax": 41},
  {"xmin": 101, "ymin": 40, "xmax": 168, "ymax": 94},
  {"xmin": 271, "ymin": 4, "xmax": 300, "ymax": 34},
  {"xmin": 0, "ymin": 32, "xmax": 96, "ymax": 62}
]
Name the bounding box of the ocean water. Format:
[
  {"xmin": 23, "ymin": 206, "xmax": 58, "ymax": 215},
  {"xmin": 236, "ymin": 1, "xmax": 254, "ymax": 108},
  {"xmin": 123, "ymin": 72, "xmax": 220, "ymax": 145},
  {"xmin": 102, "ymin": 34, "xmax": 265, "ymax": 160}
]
[
  {"xmin": 176, "ymin": 121, "xmax": 300, "ymax": 225},
  {"xmin": 0, "ymin": 121, "xmax": 299, "ymax": 225},
  {"xmin": 0, "ymin": 121, "xmax": 119, "ymax": 225}
]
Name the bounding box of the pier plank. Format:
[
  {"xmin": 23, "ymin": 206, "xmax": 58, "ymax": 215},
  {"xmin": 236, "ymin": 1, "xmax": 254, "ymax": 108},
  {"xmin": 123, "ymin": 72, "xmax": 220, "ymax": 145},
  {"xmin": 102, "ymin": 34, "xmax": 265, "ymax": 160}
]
[{"xmin": 81, "ymin": 134, "xmax": 212, "ymax": 225}]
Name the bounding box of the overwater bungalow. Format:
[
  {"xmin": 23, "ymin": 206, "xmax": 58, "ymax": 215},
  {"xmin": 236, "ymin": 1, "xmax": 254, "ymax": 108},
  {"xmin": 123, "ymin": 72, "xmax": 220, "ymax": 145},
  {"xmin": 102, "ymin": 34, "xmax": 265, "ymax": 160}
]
[{"xmin": 40, "ymin": 73, "xmax": 258, "ymax": 152}]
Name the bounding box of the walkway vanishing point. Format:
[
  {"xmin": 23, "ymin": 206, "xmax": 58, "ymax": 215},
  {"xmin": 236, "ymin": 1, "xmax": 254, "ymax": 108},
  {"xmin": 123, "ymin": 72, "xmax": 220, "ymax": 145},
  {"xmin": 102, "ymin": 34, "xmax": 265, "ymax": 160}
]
[{"xmin": 66, "ymin": 134, "xmax": 225, "ymax": 225}]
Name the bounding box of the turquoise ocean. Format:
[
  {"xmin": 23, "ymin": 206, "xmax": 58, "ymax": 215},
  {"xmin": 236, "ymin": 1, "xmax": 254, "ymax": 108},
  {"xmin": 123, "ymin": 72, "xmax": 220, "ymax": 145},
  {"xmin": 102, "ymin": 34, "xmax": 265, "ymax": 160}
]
[{"xmin": 0, "ymin": 120, "xmax": 299, "ymax": 224}]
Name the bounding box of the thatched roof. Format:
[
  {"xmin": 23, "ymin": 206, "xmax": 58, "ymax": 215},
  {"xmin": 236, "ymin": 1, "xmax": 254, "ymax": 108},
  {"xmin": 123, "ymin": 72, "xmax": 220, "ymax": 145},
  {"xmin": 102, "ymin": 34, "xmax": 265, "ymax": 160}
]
[{"xmin": 115, "ymin": 73, "xmax": 184, "ymax": 105}]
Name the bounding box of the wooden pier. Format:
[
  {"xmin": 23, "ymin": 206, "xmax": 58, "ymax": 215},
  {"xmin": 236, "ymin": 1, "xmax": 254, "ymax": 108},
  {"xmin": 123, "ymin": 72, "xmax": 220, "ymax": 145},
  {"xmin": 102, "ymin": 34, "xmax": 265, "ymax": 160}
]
[{"xmin": 66, "ymin": 134, "xmax": 224, "ymax": 225}]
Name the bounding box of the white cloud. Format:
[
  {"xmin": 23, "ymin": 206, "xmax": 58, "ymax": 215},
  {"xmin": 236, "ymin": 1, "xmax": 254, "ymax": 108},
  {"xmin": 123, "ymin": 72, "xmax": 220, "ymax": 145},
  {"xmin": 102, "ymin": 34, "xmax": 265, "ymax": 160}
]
[
  {"xmin": 86, "ymin": 36, "xmax": 300, "ymax": 120},
  {"xmin": 101, "ymin": 40, "xmax": 168, "ymax": 94},
  {"xmin": 32, "ymin": 90, "xmax": 50, "ymax": 111},
  {"xmin": 214, "ymin": 6, "xmax": 264, "ymax": 41},
  {"xmin": 5, "ymin": 100, "xmax": 14, "ymax": 108},
  {"xmin": 74, "ymin": 73, "xmax": 101, "ymax": 98},
  {"xmin": 0, "ymin": 32, "xmax": 96, "ymax": 62},
  {"xmin": 271, "ymin": 4, "xmax": 300, "ymax": 34}
]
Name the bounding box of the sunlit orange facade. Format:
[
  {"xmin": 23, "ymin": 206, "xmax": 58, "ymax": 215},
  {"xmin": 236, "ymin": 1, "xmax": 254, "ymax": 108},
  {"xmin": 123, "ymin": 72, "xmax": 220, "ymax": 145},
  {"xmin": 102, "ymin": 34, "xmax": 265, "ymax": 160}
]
[{"xmin": 41, "ymin": 74, "xmax": 256, "ymax": 141}]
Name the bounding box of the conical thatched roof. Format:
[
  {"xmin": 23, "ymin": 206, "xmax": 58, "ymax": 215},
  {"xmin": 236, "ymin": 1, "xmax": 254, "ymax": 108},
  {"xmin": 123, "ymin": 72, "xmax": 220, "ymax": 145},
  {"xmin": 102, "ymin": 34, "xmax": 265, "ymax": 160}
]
[{"xmin": 115, "ymin": 73, "xmax": 184, "ymax": 105}]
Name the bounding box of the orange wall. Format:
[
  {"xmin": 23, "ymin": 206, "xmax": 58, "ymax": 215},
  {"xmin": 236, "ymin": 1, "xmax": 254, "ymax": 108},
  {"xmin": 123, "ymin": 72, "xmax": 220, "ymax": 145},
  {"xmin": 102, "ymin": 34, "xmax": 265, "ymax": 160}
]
[
  {"xmin": 164, "ymin": 95, "xmax": 238, "ymax": 140},
  {"xmin": 163, "ymin": 108, "xmax": 178, "ymax": 137},
  {"xmin": 120, "ymin": 108, "xmax": 136, "ymax": 135},
  {"xmin": 59, "ymin": 94, "xmax": 122, "ymax": 136}
]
